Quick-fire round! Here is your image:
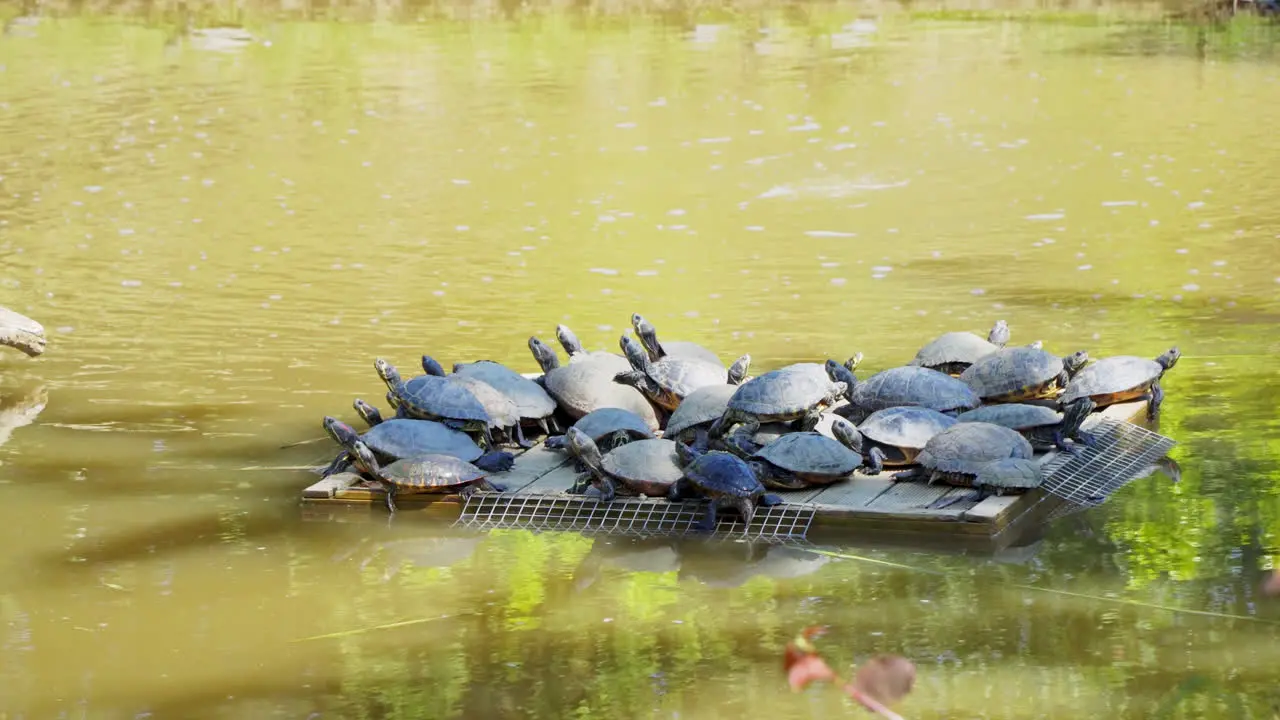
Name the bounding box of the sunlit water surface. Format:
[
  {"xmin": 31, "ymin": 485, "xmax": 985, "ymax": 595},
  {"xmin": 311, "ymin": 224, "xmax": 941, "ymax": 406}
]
[{"xmin": 1, "ymin": 10, "xmax": 1280, "ymax": 719}]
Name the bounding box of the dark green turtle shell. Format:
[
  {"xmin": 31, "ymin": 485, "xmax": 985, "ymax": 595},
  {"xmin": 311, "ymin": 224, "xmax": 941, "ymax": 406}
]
[
  {"xmin": 644, "ymin": 357, "xmax": 728, "ymax": 398},
  {"xmin": 599, "ymin": 438, "xmax": 684, "ymax": 495},
  {"xmin": 665, "ymin": 384, "xmax": 736, "ymax": 436},
  {"xmin": 917, "ymin": 422, "xmax": 1034, "ymax": 475},
  {"xmin": 727, "ymin": 363, "xmax": 842, "ymax": 416},
  {"xmin": 1059, "ymin": 356, "xmax": 1163, "ymax": 402},
  {"xmin": 397, "ymin": 374, "xmax": 491, "ymax": 424},
  {"xmin": 972, "ymin": 458, "xmax": 1044, "ymax": 492},
  {"xmin": 452, "ymin": 360, "xmax": 557, "ymax": 420},
  {"xmin": 857, "ymin": 406, "xmax": 957, "ymax": 450},
  {"xmin": 752, "ymin": 432, "xmax": 863, "ymax": 478},
  {"xmin": 956, "ymin": 403, "xmax": 1063, "ymax": 431},
  {"xmin": 959, "ymin": 347, "xmax": 1064, "ymax": 401},
  {"xmin": 570, "ymin": 407, "xmax": 655, "ymax": 444},
  {"xmin": 377, "ymin": 453, "xmax": 488, "ymax": 490},
  {"xmin": 850, "ymin": 366, "xmax": 980, "ymax": 415},
  {"xmin": 361, "ymin": 419, "xmax": 488, "ymax": 463},
  {"xmin": 682, "ymin": 450, "xmax": 767, "ymax": 500}
]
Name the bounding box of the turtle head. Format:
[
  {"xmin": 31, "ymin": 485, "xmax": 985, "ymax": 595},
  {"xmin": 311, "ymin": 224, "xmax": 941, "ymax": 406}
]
[
  {"xmin": 631, "ymin": 313, "xmax": 663, "ymax": 361},
  {"xmin": 830, "ymin": 416, "xmax": 865, "ymax": 454},
  {"xmin": 421, "ymin": 355, "xmax": 447, "ymax": 377},
  {"xmin": 528, "ymin": 336, "xmax": 561, "ymax": 373},
  {"xmin": 988, "ymin": 320, "xmax": 1010, "ymax": 347},
  {"xmin": 1060, "ymin": 397, "xmax": 1096, "ymax": 435},
  {"xmin": 352, "ymin": 398, "xmax": 383, "ymax": 427},
  {"xmin": 564, "ymin": 427, "xmax": 605, "ymax": 471},
  {"xmin": 374, "ymin": 358, "xmax": 402, "ymax": 389},
  {"xmin": 1062, "ymin": 350, "xmax": 1090, "ymax": 377},
  {"xmin": 619, "ymin": 335, "xmax": 650, "ymax": 371},
  {"xmin": 348, "ymin": 440, "xmax": 381, "ymax": 478},
  {"xmin": 1156, "ymin": 346, "xmax": 1181, "ymax": 372},
  {"xmin": 323, "ymin": 416, "xmax": 360, "ymax": 447},
  {"xmin": 556, "ymin": 324, "xmax": 584, "ymax": 356},
  {"xmin": 613, "ymin": 369, "xmax": 649, "ymax": 392},
  {"xmin": 1026, "ymin": 340, "xmax": 1044, "ymax": 350},
  {"xmin": 825, "ymin": 360, "xmax": 857, "ymax": 402},
  {"xmin": 844, "ymin": 353, "xmax": 864, "ymax": 373},
  {"xmin": 727, "ymin": 354, "xmax": 751, "ymax": 385}
]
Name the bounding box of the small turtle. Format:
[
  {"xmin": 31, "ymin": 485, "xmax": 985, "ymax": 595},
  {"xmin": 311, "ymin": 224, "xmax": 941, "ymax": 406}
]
[
  {"xmin": 960, "ymin": 347, "xmax": 1090, "ymax": 404},
  {"xmin": 375, "ymin": 358, "xmax": 496, "ymax": 449},
  {"xmin": 842, "ymin": 353, "xmax": 865, "ymax": 373},
  {"xmin": 529, "ymin": 336, "xmax": 660, "ymax": 430},
  {"xmin": 353, "ymin": 398, "xmax": 385, "ymax": 427},
  {"xmin": 826, "ymin": 362, "xmax": 980, "ymax": 423},
  {"xmin": 663, "ymin": 384, "xmax": 738, "ymax": 447},
  {"xmin": 668, "ymin": 441, "xmax": 784, "ymax": 531},
  {"xmin": 708, "ymin": 363, "xmax": 847, "ymax": 440},
  {"xmin": 892, "ymin": 422, "xmax": 1034, "ymax": 487},
  {"xmin": 957, "ymin": 398, "xmax": 1097, "ymax": 453},
  {"xmin": 451, "ymin": 359, "xmax": 560, "ymax": 437},
  {"xmin": 556, "ymin": 324, "xmax": 630, "ymax": 369},
  {"xmin": 419, "ymin": 355, "xmax": 532, "ymax": 448},
  {"xmin": 910, "ymin": 320, "xmax": 1010, "ymax": 376},
  {"xmin": 322, "ymin": 416, "xmax": 515, "ymax": 475},
  {"xmin": 856, "ymin": 406, "xmax": 958, "ymax": 467},
  {"xmin": 631, "ymin": 313, "xmax": 725, "ymax": 368},
  {"xmin": 564, "ymin": 427, "xmax": 683, "ymax": 502},
  {"xmin": 726, "ymin": 416, "xmax": 885, "ymax": 489},
  {"xmin": 348, "ymin": 440, "xmax": 503, "ymax": 513},
  {"xmin": 1059, "ymin": 347, "xmax": 1180, "ymax": 421},
  {"xmin": 544, "ymin": 407, "xmax": 655, "ymax": 453},
  {"xmin": 613, "ymin": 335, "xmax": 747, "ymax": 411}
]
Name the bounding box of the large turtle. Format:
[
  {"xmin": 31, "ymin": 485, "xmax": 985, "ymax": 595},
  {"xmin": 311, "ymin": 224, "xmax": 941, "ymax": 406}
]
[
  {"xmin": 418, "ymin": 355, "xmax": 533, "ymax": 448},
  {"xmin": 663, "ymin": 384, "xmax": 738, "ymax": 447},
  {"xmin": 323, "ymin": 416, "xmax": 516, "ymax": 476},
  {"xmin": 1059, "ymin": 347, "xmax": 1180, "ymax": 421},
  {"xmin": 544, "ymin": 407, "xmax": 655, "ymax": 453},
  {"xmin": 910, "ymin": 320, "xmax": 1010, "ymax": 376},
  {"xmin": 564, "ymin": 428, "xmax": 683, "ymax": 502},
  {"xmin": 892, "ymin": 422, "xmax": 1034, "ymax": 487},
  {"xmin": 856, "ymin": 406, "xmax": 958, "ymax": 467},
  {"xmin": 826, "ymin": 362, "xmax": 980, "ymax": 423},
  {"xmin": 529, "ymin": 336, "xmax": 660, "ymax": 430},
  {"xmin": 451, "ymin": 359, "xmax": 560, "ymax": 437},
  {"xmin": 959, "ymin": 347, "xmax": 1090, "ymax": 404},
  {"xmin": 613, "ymin": 335, "xmax": 747, "ymax": 411},
  {"xmin": 631, "ymin": 313, "xmax": 724, "ymax": 368},
  {"xmin": 726, "ymin": 416, "xmax": 885, "ymax": 489},
  {"xmin": 708, "ymin": 364, "xmax": 846, "ymax": 440},
  {"xmin": 376, "ymin": 358, "xmax": 495, "ymax": 449},
  {"xmin": 930, "ymin": 458, "xmax": 1046, "ymax": 509},
  {"xmin": 348, "ymin": 440, "xmax": 503, "ymax": 513},
  {"xmin": 957, "ymin": 399, "xmax": 1097, "ymax": 452},
  {"xmin": 668, "ymin": 441, "xmax": 785, "ymax": 531},
  {"xmin": 556, "ymin": 324, "xmax": 630, "ymax": 368}
]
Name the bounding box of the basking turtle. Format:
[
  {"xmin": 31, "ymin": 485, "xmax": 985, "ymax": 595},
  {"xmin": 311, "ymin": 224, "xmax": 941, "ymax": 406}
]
[
  {"xmin": 544, "ymin": 407, "xmax": 655, "ymax": 452},
  {"xmin": 1059, "ymin": 347, "xmax": 1180, "ymax": 421},
  {"xmin": 529, "ymin": 336, "xmax": 660, "ymax": 430},
  {"xmin": 375, "ymin": 358, "xmax": 495, "ymax": 449},
  {"xmin": 564, "ymin": 428, "xmax": 683, "ymax": 502},
  {"xmin": 663, "ymin": 384, "xmax": 738, "ymax": 447},
  {"xmin": 420, "ymin": 355, "xmax": 447, "ymax": 377},
  {"xmin": 930, "ymin": 458, "xmax": 1046, "ymax": 509},
  {"xmin": 708, "ymin": 364, "xmax": 846, "ymax": 440},
  {"xmin": 631, "ymin": 313, "xmax": 725, "ymax": 368},
  {"xmin": 959, "ymin": 347, "xmax": 1090, "ymax": 404},
  {"xmin": 910, "ymin": 320, "xmax": 1010, "ymax": 376},
  {"xmin": 856, "ymin": 406, "xmax": 958, "ymax": 467},
  {"xmin": 957, "ymin": 399, "xmax": 1098, "ymax": 452},
  {"xmin": 727, "ymin": 416, "xmax": 885, "ymax": 489},
  {"xmin": 843, "ymin": 353, "xmax": 864, "ymax": 373},
  {"xmin": 613, "ymin": 335, "xmax": 747, "ymax": 411},
  {"xmin": 353, "ymin": 398, "xmax": 385, "ymax": 427},
  {"xmin": 322, "ymin": 416, "xmax": 515, "ymax": 475},
  {"xmin": 892, "ymin": 422, "xmax": 1034, "ymax": 487},
  {"xmin": 451, "ymin": 359, "xmax": 560, "ymax": 437},
  {"xmin": 668, "ymin": 441, "xmax": 784, "ymax": 530},
  {"xmin": 417, "ymin": 355, "xmax": 531, "ymax": 448},
  {"xmin": 556, "ymin": 324, "xmax": 630, "ymax": 369},
  {"xmin": 348, "ymin": 440, "xmax": 503, "ymax": 513},
  {"xmin": 826, "ymin": 361, "xmax": 980, "ymax": 423}
]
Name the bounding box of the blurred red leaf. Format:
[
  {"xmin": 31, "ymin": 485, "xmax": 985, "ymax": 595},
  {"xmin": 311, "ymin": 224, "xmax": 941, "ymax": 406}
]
[
  {"xmin": 784, "ymin": 626, "xmax": 837, "ymax": 692},
  {"xmin": 845, "ymin": 655, "xmax": 916, "ymax": 718},
  {"xmin": 1263, "ymin": 571, "xmax": 1280, "ymax": 597}
]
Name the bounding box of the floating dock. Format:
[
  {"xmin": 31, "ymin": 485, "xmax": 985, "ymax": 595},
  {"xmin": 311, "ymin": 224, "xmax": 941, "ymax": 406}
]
[{"xmin": 300, "ymin": 399, "xmax": 1174, "ymax": 550}]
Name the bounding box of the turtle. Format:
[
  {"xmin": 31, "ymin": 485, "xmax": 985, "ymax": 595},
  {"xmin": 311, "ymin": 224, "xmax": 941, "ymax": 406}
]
[
  {"xmin": 855, "ymin": 406, "xmax": 959, "ymax": 467},
  {"xmin": 667, "ymin": 441, "xmax": 785, "ymax": 531},
  {"xmin": 725, "ymin": 416, "xmax": 886, "ymax": 489},
  {"xmin": 322, "ymin": 416, "xmax": 516, "ymax": 476},
  {"xmin": 663, "ymin": 384, "xmax": 738, "ymax": 447},
  {"xmin": 375, "ymin": 358, "xmax": 496, "ymax": 449},
  {"xmin": 529, "ymin": 336, "xmax": 661, "ymax": 430},
  {"xmin": 956, "ymin": 398, "xmax": 1098, "ymax": 453},
  {"xmin": 348, "ymin": 440, "xmax": 503, "ymax": 513},
  {"xmin": 959, "ymin": 347, "xmax": 1090, "ymax": 404},
  {"xmin": 451, "ymin": 359, "xmax": 560, "ymax": 437},
  {"xmin": 556, "ymin": 324, "xmax": 630, "ymax": 369},
  {"xmin": 910, "ymin": 320, "xmax": 1010, "ymax": 376},
  {"xmin": 892, "ymin": 422, "xmax": 1034, "ymax": 487},
  {"xmin": 929, "ymin": 458, "xmax": 1046, "ymax": 509},
  {"xmin": 564, "ymin": 428, "xmax": 683, "ymax": 502},
  {"xmin": 418, "ymin": 355, "xmax": 533, "ymax": 448},
  {"xmin": 826, "ymin": 361, "xmax": 981, "ymax": 423},
  {"xmin": 353, "ymin": 398, "xmax": 385, "ymax": 427},
  {"xmin": 544, "ymin": 407, "xmax": 655, "ymax": 453},
  {"xmin": 1058, "ymin": 347, "xmax": 1180, "ymax": 421},
  {"xmin": 708, "ymin": 364, "xmax": 847, "ymax": 440},
  {"xmin": 631, "ymin": 313, "xmax": 725, "ymax": 368},
  {"xmin": 612, "ymin": 335, "xmax": 747, "ymax": 411}
]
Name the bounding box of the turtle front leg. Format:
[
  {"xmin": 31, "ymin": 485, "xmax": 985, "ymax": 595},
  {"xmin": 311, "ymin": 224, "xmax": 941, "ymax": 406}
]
[
  {"xmin": 863, "ymin": 447, "xmax": 886, "ymax": 476},
  {"xmin": 794, "ymin": 407, "xmax": 823, "ymax": 433},
  {"xmin": 666, "ymin": 477, "xmax": 690, "ymax": 502},
  {"xmin": 1147, "ymin": 380, "xmax": 1164, "ymax": 421},
  {"xmin": 513, "ymin": 422, "xmax": 535, "ymax": 449},
  {"xmin": 709, "ymin": 408, "xmax": 752, "ymax": 439},
  {"xmin": 1052, "ymin": 428, "xmax": 1082, "ymax": 456},
  {"xmin": 892, "ymin": 466, "xmax": 925, "ymax": 483},
  {"xmin": 319, "ymin": 451, "xmax": 350, "ymax": 478},
  {"xmin": 596, "ymin": 476, "xmax": 618, "ymax": 503},
  {"xmin": 696, "ymin": 500, "xmax": 719, "ymax": 532}
]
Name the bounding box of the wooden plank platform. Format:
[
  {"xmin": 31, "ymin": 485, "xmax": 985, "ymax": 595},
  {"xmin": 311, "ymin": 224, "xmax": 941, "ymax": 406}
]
[{"xmin": 299, "ymin": 399, "xmax": 1156, "ymax": 546}]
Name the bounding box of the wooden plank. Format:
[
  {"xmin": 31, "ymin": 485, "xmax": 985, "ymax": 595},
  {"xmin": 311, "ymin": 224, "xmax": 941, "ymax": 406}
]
[
  {"xmin": 807, "ymin": 475, "xmax": 894, "ymax": 508},
  {"xmin": 962, "ymin": 493, "xmax": 1024, "ymax": 524},
  {"xmin": 302, "ymin": 472, "xmax": 360, "ymax": 499},
  {"xmin": 519, "ymin": 463, "xmax": 582, "ymax": 495},
  {"xmin": 497, "ymin": 443, "xmax": 571, "ymax": 493}
]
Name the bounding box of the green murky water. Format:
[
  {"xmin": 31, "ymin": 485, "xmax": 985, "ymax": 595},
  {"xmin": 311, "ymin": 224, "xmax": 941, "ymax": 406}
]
[{"xmin": 2, "ymin": 7, "xmax": 1280, "ymax": 718}]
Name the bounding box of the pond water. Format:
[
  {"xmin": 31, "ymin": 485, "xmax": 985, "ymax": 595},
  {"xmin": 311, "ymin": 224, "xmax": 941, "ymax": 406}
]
[{"xmin": 2, "ymin": 7, "xmax": 1280, "ymax": 718}]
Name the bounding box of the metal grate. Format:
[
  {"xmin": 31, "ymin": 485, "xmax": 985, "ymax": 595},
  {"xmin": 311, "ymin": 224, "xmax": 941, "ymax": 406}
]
[
  {"xmin": 453, "ymin": 492, "xmax": 817, "ymax": 541},
  {"xmin": 1039, "ymin": 417, "xmax": 1176, "ymax": 510}
]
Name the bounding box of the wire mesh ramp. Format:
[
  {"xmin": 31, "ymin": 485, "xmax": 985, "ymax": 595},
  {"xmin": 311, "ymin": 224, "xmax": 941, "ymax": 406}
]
[
  {"xmin": 1040, "ymin": 416, "xmax": 1177, "ymax": 519},
  {"xmin": 454, "ymin": 492, "xmax": 818, "ymax": 542}
]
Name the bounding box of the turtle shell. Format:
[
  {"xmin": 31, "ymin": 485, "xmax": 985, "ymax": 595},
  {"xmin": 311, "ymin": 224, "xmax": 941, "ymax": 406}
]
[
  {"xmin": 445, "ymin": 375, "xmax": 521, "ymax": 429},
  {"xmin": 960, "ymin": 347, "xmax": 1065, "ymax": 402},
  {"xmin": 956, "ymin": 403, "xmax": 1063, "ymax": 431},
  {"xmin": 645, "ymin": 357, "xmax": 728, "ymax": 398},
  {"xmin": 910, "ymin": 331, "xmax": 1001, "ymax": 370},
  {"xmin": 361, "ymin": 419, "xmax": 487, "ymax": 463},
  {"xmin": 543, "ymin": 358, "xmax": 660, "ymax": 430},
  {"xmin": 600, "ymin": 438, "xmax": 684, "ymax": 496},
  {"xmin": 1059, "ymin": 356, "xmax": 1163, "ymax": 405},
  {"xmin": 727, "ymin": 364, "xmax": 843, "ymax": 417},
  {"xmin": 660, "ymin": 340, "xmax": 724, "ymax": 368},
  {"xmin": 398, "ymin": 375, "xmax": 490, "ymax": 424},
  {"xmin": 682, "ymin": 450, "xmax": 766, "ymax": 500},
  {"xmin": 850, "ymin": 366, "xmax": 980, "ymax": 415},
  {"xmin": 753, "ymin": 431, "xmax": 862, "ymax": 481},
  {"xmin": 665, "ymin": 384, "xmax": 736, "ymax": 437},
  {"xmin": 972, "ymin": 458, "xmax": 1044, "ymax": 492},
  {"xmin": 917, "ymin": 422, "xmax": 1034, "ymax": 475},
  {"xmin": 378, "ymin": 453, "xmax": 487, "ymax": 491},
  {"xmin": 570, "ymin": 408, "xmax": 655, "ymax": 444},
  {"xmin": 452, "ymin": 361, "xmax": 557, "ymax": 420},
  {"xmin": 857, "ymin": 406, "xmax": 957, "ymax": 461}
]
